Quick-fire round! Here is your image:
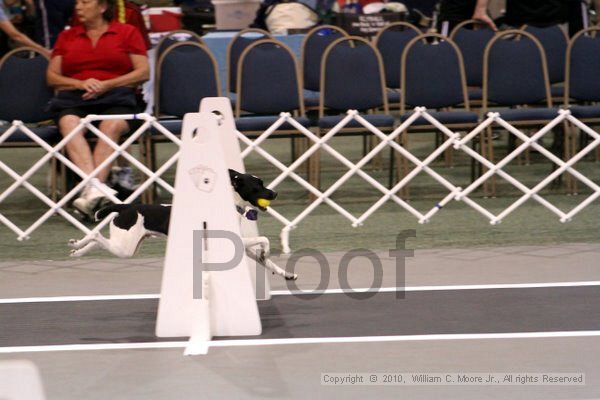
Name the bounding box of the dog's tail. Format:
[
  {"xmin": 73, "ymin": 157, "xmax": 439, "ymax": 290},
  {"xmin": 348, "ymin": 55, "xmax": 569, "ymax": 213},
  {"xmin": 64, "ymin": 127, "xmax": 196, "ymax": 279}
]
[{"xmin": 94, "ymin": 204, "xmax": 131, "ymax": 221}]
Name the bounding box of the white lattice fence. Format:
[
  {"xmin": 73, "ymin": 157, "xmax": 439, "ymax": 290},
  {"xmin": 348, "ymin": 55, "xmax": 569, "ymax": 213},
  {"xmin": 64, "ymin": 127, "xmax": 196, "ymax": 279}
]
[
  {"xmin": 236, "ymin": 108, "xmax": 600, "ymax": 252},
  {"xmin": 0, "ymin": 108, "xmax": 598, "ymax": 254},
  {"xmin": 0, "ymin": 113, "xmax": 179, "ymax": 241}
]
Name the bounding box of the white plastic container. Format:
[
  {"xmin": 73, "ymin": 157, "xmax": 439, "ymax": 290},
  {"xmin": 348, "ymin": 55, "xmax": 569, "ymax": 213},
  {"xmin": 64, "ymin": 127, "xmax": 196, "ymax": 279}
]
[{"xmin": 211, "ymin": 0, "xmax": 261, "ymax": 30}]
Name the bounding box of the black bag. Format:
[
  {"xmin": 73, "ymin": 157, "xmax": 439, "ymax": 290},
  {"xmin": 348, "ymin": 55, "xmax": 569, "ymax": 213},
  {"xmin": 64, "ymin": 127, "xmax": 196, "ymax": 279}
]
[
  {"xmin": 251, "ymin": 0, "xmax": 281, "ymax": 30},
  {"xmin": 181, "ymin": 1, "xmax": 215, "ymax": 35},
  {"xmin": 336, "ymin": 11, "xmax": 405, "ymax": 37},
  {"xmin": 46, "ymin": 87, "xmax": 137, "ymax": 113}
]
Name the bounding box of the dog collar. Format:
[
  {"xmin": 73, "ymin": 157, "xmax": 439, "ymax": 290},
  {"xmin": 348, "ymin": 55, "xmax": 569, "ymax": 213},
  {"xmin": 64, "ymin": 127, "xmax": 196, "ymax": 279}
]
[{"xmin": 236, "ymin": 205, "xmax": 258, "ymax": 221}]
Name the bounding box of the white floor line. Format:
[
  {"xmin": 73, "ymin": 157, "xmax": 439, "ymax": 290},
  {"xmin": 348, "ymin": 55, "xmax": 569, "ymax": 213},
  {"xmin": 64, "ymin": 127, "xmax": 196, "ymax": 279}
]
[
  {"xmin": 1, "ymin": 280, "xmax": 600, "ymax": 304},
  {"xmin": 1, "ymin": 331, "xmax": 600, "ymax": 354},
  {"xmin": 270, "ymin": 280, "xmax": 600, "ymax": 296},
  {"xmin": 0, "ymin": 294, "xmax": 160, "ymax": 304},
  {"xmin": 0, "ymin": 342, "xmax": 186, "ymax": 353}
]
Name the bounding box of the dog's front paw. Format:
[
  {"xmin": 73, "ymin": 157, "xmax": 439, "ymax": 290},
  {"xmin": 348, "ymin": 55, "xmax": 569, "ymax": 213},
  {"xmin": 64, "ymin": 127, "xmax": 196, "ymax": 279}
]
[
  {"xmin": 257, "ymin": 250, "xmax": 266, "ymax": 264},
  {"xmin": 69, "ymin": 249, "xmax": 81, "ymax": 257},
  {"xmin": 285, "ymin": 272, "xmax": 298, "ymax": 281},
  {"xmin": 262, "ymin": 245, "xmax": 270, "ymax": 258},
  {"xmin": 68, "ymin": 239, "xmax": 78, "ymax": 248},
  {"xmin": 256, "ymin": 237, "xmax": 270, "ymax": 257}
]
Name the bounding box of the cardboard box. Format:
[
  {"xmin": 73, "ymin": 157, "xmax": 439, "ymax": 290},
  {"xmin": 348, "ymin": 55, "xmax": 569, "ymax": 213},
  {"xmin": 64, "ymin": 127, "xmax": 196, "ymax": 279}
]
[
  {"xmin": 211, "ymin": 0, "xmax": 261, "ymax": 30},
  {"xmin": 143, "ymin": 7, "xmax": 183, "ymax": 32}
]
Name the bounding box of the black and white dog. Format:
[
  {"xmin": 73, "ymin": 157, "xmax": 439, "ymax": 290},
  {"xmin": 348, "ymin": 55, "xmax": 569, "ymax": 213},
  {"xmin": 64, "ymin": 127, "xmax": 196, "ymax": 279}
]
[{"xmin": 68, "ymin": 169, "xmax": 297, "ymax": 280}]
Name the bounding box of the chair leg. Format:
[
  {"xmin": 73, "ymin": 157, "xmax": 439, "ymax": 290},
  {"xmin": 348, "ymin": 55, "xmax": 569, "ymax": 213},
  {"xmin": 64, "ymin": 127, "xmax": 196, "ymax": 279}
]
[
  {"xmin": 481, "ymin": 127, "xmax": 494, "ymax": 197},
  {"xmin": 566, "ymin": 122, "xmax": 579, "ymax": 195},
  {"xmin": 488, "ymin": 126, "xmax": 496, "ymax": 197},
  {"xmin": 299, "ymin": 137, "xmax": 312, "ymax": 177},
  {"xmin": 524, "ymin": 129, "xmax": 531, "ymax": 166},
  {"xmin": 404, "ymin": 134, "xmax": 410, "ymax": 199},
  {"xmin": 147, "ymin": 137, "xmax": 157, "ymax": 204},
  {"xmin": 300, "ymin": 137, "xmax": 304, "ymax": 159},
  {"xmin": 394, "ymin": 136, "xmax": 402, "ymax": 195},
  {"xmin": 305, "ymin": 133, "xmax": 312, "ymax": 185},
  {"xmin": 507, "ymin": 131, "xmax": 516, "ymax": 154},
  {"xmin": 290, "ymin": 136, "xmax": 308, "ymax": 175},
  {"xmin": 395, "ymin": 133, "xmax": 410, "ymax": 199},
  {"xmin": 388, "ymin": 145, "xmax": 395, "ymax": 189},
  {"xmin": 308, "ymin": 129, "xmax": 322, "ymax": 201},
  {"xmin": 142, "ymin": 136, "xmax": 150, "ymax": 204},
  {"xmin": 302, "ymin": 137, "xmax": 310, "ymax": 176},
  {"xmin": 444, "ymin": 142, "xmax": 453, "ymax": 168},
  {"xmin": 480, "ymin": 128, "xmax": 487, "ymax": 196},
  {"xmin": 573, "ymin": 124, "xmax": 580, "ymax": 194},
  {"xmin": 60, "ymin": 148, "xmax": 68, "ymax": 199},
  {"xmin": 290, "ymin": 137, "xmax": 296, "ymax": 164},
  {"xmin": 547, "ymin": 126, "xmax": 565, "ymax": 190},
  {"xmin": 557, "ymin": 121, "xmax": 569, "ymax": 194},
  {"xmin": 370, "ymin": 134, "xmax": 383, "ymax": 171},
  {"xmin": 138, "ymin": 137, "xmax": 148, "ymax": 204},
  {"xmin": 470, "ymin": 137, "xmax": 477, "ymax": 183},
  {"xmin": 50, "ymin": 157, "xmax": 57, "ymax": 202},
  {"xmin": 516, "ymin": 131, "xmax": 525, "ymax": 166}
]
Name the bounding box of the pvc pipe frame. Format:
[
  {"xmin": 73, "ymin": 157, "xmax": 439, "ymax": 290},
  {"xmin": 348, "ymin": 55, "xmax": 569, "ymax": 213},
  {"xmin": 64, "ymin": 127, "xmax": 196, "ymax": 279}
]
[{"xmin": 0, "ymin": 109, "xmax": 598, "ymax": 254}]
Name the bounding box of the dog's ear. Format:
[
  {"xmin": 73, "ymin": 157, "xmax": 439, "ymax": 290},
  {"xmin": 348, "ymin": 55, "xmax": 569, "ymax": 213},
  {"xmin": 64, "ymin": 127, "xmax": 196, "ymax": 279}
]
[{"xmin": 228, "ymin": 169, "xmax": 240, "ymax": 187}]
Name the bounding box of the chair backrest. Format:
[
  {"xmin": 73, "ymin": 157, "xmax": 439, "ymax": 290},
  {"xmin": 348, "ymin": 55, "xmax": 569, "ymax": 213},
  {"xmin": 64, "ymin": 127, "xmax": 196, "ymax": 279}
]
[
  {"xmin": 373, "ymin": 21, "xmax": 421, "ymax": 89},
  {"xmin": 401, "ymin": 33, "xmax": 469, "ymax": 112},
  {"xmin": 226, "ymin": 28, "xmax": 272, "ymax": 93},
  {"xmin": 565, "ymin": 26, "xmax": 600, "ymax": 104},
  {"xmin": 236, "ymin": 39, "xmax": 304, "ymax": 117},
  {"xmin": 0, "ymin": 48, "xmax": 54, "ymax": 123},
  {"xmin": 154, "ymin": 42, "xmax": 221, "ymax": 118},
  {"xmin": 301, "ymin": 25, "xmax": 348, "ymax": 91},
  {"xmin": 155, "ymin": 29, "xmax": 204, "ymax": 59},
  {"xmin": 483, "ymin": 30, "xmax": 551, "ymax": 109},
  {"xmin": 320, "ymin": 36, "xmax": 388, "ymax": 115},
  {"xmin": 449, "ymin": 19, "xmax": 495, "ymax": 87},
  {"xmin": 523, "ymin": 24, "xmax": 567, "ymax": 84}
]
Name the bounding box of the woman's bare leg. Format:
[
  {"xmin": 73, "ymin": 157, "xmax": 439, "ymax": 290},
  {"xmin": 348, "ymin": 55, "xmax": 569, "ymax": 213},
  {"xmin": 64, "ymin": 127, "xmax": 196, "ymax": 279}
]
[
  {"xmin": 59, "ymin": 115, "xmax": 94, "ymax": 176},
  {"xmin": 93, "ymin": 119, "xmax": 129, "ymax": 182}
]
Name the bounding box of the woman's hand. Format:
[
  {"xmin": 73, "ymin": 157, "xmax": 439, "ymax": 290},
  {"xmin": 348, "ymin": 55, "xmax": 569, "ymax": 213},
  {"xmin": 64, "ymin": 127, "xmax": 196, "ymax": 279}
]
[
  {"xmin": 472, "ymin": 10, "xmax": 497, "ymax": 31},
  {"xmin": 80, "ymin": 78, "xmax": 102, "ymax": 93},
  {"xmin": 472, "ymin": 0, "xmax": 497, "ymax": 31},
  {"xmin": 80, "ymin": 79, "xmax": 113, "ymax": 100}
]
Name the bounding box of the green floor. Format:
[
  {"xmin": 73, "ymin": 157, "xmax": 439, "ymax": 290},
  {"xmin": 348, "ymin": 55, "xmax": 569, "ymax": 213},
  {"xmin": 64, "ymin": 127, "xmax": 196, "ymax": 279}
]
[{"xmin": 1, "ymin": 131, "xmax": 599, "ymax": 261}]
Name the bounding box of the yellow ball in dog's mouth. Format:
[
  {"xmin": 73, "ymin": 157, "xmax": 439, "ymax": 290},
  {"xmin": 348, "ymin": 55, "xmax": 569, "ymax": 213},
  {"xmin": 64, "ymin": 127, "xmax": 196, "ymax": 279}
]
[{"xmin": 257, "ymin": 198, "xmax": 271, "ymax": 208}]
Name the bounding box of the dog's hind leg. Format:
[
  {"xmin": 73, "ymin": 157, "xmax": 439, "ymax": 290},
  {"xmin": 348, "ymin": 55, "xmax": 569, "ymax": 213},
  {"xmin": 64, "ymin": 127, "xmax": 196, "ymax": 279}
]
[
  {"xmin": 245, "ymin": 248, "xmax": 297, "ymax": 280},
  {"xmin": 68, "ymin": 230, "xmax": 107, "ymax": 255},
  {"xmin": 70, "ymin": 240, "xmax": 101, "ymax": 257},
  {"xmin": 242, "ymin": 236, "xmax": 270, "ymax": 257},
  {"xmin": 94, "ymin": 234, "xmax": 141, "ymax": 258},
  {"xmin": 69, "ymin": 231, "xmax": 111, "ymax": 257},
  {"xmin": 69, "ymin": 232, "xmax": 133, "ymax": 258},
  {"xmin": 68, "ymin": 235, "xmax": 94, "ymax": 250}
]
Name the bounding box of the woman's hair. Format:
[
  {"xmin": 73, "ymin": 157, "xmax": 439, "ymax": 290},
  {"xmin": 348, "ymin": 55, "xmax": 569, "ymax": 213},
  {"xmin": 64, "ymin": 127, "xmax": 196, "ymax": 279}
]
[{"xmin": 100, "ymin": 0, "xmax": 115, "ymax": 21}]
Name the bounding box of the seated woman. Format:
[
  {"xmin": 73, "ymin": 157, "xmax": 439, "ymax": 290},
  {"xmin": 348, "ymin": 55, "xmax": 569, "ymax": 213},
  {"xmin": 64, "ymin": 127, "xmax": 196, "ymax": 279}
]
[{"xmin": 46, "ymin": 0, "xmax": 149, "ymax": 218}]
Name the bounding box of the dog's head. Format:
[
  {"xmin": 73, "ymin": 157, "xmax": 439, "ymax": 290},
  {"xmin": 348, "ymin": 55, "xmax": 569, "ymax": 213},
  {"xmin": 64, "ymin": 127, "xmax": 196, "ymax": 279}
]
[{"xmin": 229, "ymin": 169, "xmax": 277, "ymax": 211}]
